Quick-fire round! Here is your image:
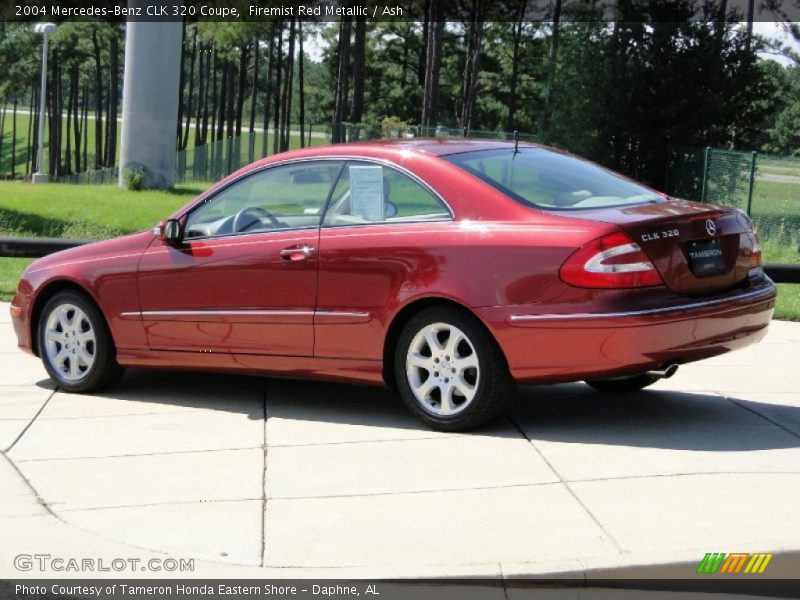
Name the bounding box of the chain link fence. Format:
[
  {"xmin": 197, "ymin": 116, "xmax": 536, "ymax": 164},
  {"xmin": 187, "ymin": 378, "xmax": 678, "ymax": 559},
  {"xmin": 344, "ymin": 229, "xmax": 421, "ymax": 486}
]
[
  {"xmin": 666, "ymin": 146, "xmax": 800, "ymax": 265},
  {"xmin": 51, "ymin": 166, "xmax": 119, "ymax": 184}
]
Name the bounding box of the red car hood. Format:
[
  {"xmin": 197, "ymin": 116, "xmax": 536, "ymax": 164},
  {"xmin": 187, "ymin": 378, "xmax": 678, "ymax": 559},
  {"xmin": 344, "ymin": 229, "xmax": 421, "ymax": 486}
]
[{"xmin": 25, "ymin": 230, "xmax": 155, "ymax": 275}]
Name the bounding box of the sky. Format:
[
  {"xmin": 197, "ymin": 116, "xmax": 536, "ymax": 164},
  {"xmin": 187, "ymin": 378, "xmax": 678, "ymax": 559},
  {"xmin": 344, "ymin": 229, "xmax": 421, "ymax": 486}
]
[{"xmin": 752, "ymin": 21, "xmax": 800, "ymax": 65}]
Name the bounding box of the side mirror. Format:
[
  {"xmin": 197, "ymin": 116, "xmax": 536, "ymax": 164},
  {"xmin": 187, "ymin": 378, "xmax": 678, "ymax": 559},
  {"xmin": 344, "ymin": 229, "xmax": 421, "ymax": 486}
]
[{"xmin": 162, "ymin": 219, "xmax": 183, "ymax": 245}]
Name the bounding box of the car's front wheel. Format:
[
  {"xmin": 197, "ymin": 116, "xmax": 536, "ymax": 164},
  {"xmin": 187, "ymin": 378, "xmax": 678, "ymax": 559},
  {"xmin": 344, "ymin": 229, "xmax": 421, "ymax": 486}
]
[
  {"xmin": 38, "ymin": 291, "xmax": 124, "ymax": 392},
  {"xmin": 394, "ymin": 307, "xmax": 514, "ymax": 431}
]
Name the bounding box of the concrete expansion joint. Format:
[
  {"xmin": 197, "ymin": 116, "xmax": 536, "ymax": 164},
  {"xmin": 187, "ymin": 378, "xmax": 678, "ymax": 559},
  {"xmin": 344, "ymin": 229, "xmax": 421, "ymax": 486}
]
[
  {"xmin": 3, "ymin": 387, "xmax": 57, "ymax": 454},
  {"xmin": 724, "ymin": 395, "xmax": 800, "ymax": 441},
  {"xmin": 1, "ymin": 386, "xmax": 59, "ymax": 519},
  {"xmin": 14, "ymin": 445, "xmax": 264, "ymax": 463},
  {"xmin": 506, "ymin": 414, "xmax": 626, "ymax": 555},
  {"xmin": 260, "ymin": 377, "xmax": 269, "ymax": 569},
  {"xmin": 57, "ymin": 497, "xmax": 264, "ymax": 513}
]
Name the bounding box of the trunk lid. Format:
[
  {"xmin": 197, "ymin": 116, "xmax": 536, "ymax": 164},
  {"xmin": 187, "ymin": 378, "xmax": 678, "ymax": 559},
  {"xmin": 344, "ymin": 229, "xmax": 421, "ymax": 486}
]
[{"xmin": 554, "ymin": 198, "xmax": 756, "ymax": 295}]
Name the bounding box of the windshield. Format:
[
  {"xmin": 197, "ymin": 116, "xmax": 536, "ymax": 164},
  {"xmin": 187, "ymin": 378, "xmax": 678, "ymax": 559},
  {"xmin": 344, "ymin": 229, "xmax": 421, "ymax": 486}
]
[{"xmin": 443, "ymin": 148, "xmax": 664, "ymax": 210}]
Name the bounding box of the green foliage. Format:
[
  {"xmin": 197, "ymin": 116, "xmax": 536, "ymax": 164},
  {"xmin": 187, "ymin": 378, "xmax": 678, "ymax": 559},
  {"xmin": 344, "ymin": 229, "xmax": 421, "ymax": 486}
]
[
  {"xmin": 379, "ymin": 116, "xmax": 413, "ymax": 138},
  {"xmin": 770, "ymin": 103, "xmax": 800, "ymax": 156},
  {"xmin": 1, "ymin": 8, "xmax": 795, "ymax": 191},
  {"xmin": 124, "ymin": 166, "xmax": 145, "ymax": 191},
  {"xmin": 0, "ymin": 23, "xmax": 38, "ymax": 98},
  {"xmin": 763, "ymin": 66, "xmax": 800, "ymax": 155}
]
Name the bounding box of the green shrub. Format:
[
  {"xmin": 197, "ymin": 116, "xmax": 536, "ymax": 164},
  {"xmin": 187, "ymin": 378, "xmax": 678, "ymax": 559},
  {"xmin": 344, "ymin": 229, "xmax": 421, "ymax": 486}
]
[{"xmin": 125, "ymin": 167, "xmax": 146, "ymax": 191}]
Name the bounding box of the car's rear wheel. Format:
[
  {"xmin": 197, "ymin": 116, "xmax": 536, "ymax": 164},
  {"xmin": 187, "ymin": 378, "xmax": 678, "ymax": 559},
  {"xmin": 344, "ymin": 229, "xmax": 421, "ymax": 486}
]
[
  {"xmin": 394, "ymin": 307, "xmax": 514, "ymax": 431},
  {"xmin": 585, "ymin": 373, "xmax": 659, "ymax": 393},
  {"xmin": 38, "ymin": 291, "xmax": 124, "ymax": 393}
]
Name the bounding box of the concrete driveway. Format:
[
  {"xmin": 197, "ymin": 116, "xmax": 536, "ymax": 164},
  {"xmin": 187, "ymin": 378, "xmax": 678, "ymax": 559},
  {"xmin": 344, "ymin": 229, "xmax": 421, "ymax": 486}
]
[{"xmin": 1, "ymin": 300, "xmax": 799, "ymax": 579}]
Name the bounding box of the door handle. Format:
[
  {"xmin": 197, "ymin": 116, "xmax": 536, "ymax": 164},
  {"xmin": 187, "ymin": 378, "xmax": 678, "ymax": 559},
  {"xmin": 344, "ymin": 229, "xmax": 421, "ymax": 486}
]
[{"xmin": 280, "ymin": 245, "xmax": 315, "ymax": 261}]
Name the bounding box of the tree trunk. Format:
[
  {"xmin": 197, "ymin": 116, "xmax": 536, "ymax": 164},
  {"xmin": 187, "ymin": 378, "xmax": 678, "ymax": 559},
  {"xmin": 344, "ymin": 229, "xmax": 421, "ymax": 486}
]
[
  {"xmin": 106, "ymin": 27, "xmax": 119, "ymax": 167},
  {"xmin": 199, "ymin": 44, "xmax": 212, "ymax": 146},
  {"xmin": 350, "ymin": 17, "xmax": 366, "ymax": 129},
  {"xmin": 182, "ymin": 28, "xmax": 197, "ymax": 150},
  {"xmin": 226, "ymin": 56, "xmax": 236, "ymax": 140},
  {"xmin": 459, "ymin": 0, "xmax": 484, "ymax": 132},
  {"xmin": 262, "ymin": 29, "xmax": 275, "ymax": 156},
  {"xmin": 272, "ymin": 23, "xmax": 283, "ymax": 155},
  {"xmin": 64, "ymin": 75, "xmax": 73, "ymax": 174},
  {"xmin": 298, "ymin": 23, "xmax": 305, "ymax": 147},
  {"xmin": 0, "ymin": 98, "xmax": 7, "ymax": 175},
  {"xmin": 235, "ymin": 43, "xmax": 249, "ymax": 137},
  {"xmin": 47, "ymin": 62, "xmax": 55, "ymax": 176},
  {"xmin": 506, "ymin": 0, "xmax": 527, "ymax": 131},
  {"xmin": 82, "ymin": 83, "xmax": 89, "ymax": 171},
  {"xmin": 418, "ymin": 2, "xmax": 429, "ymax": 86},
  {"xmin": 48, "ymin": 49, "xmax": 62, "ymax": 176},
  {"xmin": 210, "ymin": 47, "xmax": 219, "ymax": 142},
  {"xmin": 92, "ymin": 28, "xmax": 104, "ymax": 169},
  {"xmin": 280, "ymin": 19, "xmax": 296, "ymax": 152},
  {"xmin": 216, "ymin": 59, "xmax": 228, "ymax": 142},
  {"xmin": 73, "ymin": 67, "xmax": 82, "ymax": 173},
  {"xmin": 332, "ymin": 17, "xmax": 352, "ymax": 143},
  {"xmin": 196, "ymin": 43, "xmax": 205, "ymax": 146},
  {"xmin": 421, "ymin": 4, "xmax": 444, "ymax": 130},
  {"xmin": 177, "ymin": 19, "xmax": 187, "ymax": 150},
  {"xmin": 249, "ymin": 36, "xmax": 259, "ymax": 135},
  {"xmin": 31, "ymin": 83, "xmax": 40, "ymax": 173},
  {"xmin": 26, "ymin": 83, "xmax": 34, "ymax": 174},
  {"xmin": 541, "ymin": 0, "xmax": 562, "ymax": 137},
  {"xmin": 11, "ymin": 96, "xmax": 17, "ymax": 178}
]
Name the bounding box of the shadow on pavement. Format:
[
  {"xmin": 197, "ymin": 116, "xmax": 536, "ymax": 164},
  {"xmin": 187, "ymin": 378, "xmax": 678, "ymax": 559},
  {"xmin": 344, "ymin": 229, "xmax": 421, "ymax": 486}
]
[
  {"xmin": 513, "ymin": 383, "xmax": 800, "ymax": 452},
  {"xmin": 34, "ymin": 368, "xmax": 800, "ymax": 452}
]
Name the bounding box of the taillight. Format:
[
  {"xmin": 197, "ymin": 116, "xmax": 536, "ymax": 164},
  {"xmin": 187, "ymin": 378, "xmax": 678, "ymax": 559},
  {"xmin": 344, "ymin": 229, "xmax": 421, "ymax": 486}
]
[
  {"xmin": 560, "ymin": 231, "xmax": 664, "ymax": 288},
  {"xmin": 749, "ymin": 233, "xmax": 762, "ymax": 269}
]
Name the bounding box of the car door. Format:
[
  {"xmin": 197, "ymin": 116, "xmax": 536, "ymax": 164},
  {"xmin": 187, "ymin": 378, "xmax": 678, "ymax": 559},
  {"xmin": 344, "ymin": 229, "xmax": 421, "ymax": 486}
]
[
  {"xmin": 137, "ymin": 160, "xmax": 342, "ymax": 356},
  {"xmin": 316, "ymin": 160, "xmax": 454, "ymax": 360}
]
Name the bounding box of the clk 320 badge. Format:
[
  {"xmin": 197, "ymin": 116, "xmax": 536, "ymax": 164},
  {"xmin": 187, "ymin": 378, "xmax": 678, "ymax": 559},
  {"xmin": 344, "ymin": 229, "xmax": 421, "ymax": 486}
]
[{"xmin": 641, "ymin": 228, "xmax": 679, "ymax": 242}]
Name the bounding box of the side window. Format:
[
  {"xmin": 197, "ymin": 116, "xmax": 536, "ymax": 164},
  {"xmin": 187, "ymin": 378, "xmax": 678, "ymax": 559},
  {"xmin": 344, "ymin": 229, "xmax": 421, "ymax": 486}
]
[
  {"xmin": 323, "ymin": 162, "xmax": 450, "ymax": 226},
  {"xmin": 185, "ymin": 161, "xmax": 342, "ymax": 238}
]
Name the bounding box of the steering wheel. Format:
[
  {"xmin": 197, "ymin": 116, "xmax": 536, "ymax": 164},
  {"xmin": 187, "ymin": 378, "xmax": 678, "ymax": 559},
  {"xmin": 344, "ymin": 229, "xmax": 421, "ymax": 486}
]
[{"xmin": 232, "ymin": 206, "xmax": 281, "ymax": 233}]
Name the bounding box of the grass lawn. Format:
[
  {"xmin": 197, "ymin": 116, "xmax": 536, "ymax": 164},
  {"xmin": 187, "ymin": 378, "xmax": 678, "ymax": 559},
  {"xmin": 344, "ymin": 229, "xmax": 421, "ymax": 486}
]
[
  {"xmin": 760, "ymin": 239, "xmax": 800, "ymax": 322},
  {"xmin": 0, "ymin": 180, "xmax": 798, "ymax": 321},
  {"xmin": 0, "ymin": 181, "xmax": 205, "ymax": 299}
]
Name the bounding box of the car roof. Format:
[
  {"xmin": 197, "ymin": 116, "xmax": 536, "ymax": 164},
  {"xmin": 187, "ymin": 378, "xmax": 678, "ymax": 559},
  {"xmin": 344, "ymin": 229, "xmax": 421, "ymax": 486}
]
[{"xmin": 329, "ymin": 137, "xmax": 543, "ymax": 157}]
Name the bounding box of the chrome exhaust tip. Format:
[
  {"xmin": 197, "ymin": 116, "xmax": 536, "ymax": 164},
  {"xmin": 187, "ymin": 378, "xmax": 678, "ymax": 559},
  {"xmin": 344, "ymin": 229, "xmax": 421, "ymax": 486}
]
[{"xmin": 646, "ymin": 362, "xmax": 679, "ymax": 380}]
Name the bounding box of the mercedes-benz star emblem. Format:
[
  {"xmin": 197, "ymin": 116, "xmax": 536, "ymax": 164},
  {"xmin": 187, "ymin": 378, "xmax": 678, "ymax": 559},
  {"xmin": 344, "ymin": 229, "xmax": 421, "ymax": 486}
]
[{"xmin": 705, "ymin": 219, "xmax": 717, "ymax": 236}]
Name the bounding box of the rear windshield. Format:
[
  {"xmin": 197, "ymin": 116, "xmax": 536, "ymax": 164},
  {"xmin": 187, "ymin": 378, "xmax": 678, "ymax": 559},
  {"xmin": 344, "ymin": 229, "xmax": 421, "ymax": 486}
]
[{"xmin": 443, "ymin": 148, "xmax": 664, "ymax": 210}]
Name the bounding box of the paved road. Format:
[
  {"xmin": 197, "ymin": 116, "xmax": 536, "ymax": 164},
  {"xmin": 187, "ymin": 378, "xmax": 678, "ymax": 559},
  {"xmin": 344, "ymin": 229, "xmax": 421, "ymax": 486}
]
[
  {"xmin": 757, "ymin": 172, "xmax": 800, "ymax": 185},
  {"xmin": 1, "ymin": 301, "xmax": 799, "ymax": 579}
]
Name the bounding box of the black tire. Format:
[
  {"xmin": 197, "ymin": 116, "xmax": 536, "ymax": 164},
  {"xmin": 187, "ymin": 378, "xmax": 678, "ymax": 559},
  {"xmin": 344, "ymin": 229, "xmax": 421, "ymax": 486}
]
[
  {"xmin": 394, "ymin": 306, "xmax": 515, "ymax": 431},
  {"xmin": 585, "ymin": 373, "xmax": 659, "ymax": 393},
  {"xmin": 38, "ymin": 290, "xmax": 124, "ymax": 393}
]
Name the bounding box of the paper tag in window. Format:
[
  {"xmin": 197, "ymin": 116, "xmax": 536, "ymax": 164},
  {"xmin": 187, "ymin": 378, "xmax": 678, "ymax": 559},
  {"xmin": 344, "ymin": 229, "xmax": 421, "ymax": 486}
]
[{"xmin": 349, "ymin": 166, "xmax": 384, "ymax": 221}]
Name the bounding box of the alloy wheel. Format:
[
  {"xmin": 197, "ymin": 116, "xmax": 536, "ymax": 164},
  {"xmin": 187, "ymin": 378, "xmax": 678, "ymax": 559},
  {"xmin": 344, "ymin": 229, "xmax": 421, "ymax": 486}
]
[
  {"xmin": 405, "ymin": 322, "xmax": 480, "ymax": 416},
  {"xmin": 44, "ymin": 303, "xmax": 96, "ymax": 381}
]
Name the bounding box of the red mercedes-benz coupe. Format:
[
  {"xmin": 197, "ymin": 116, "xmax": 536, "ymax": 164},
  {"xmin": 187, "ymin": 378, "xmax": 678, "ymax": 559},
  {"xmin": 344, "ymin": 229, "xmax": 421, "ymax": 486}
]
[{"xmin": 10, "ymin": 139, "xmax": 775, "ymax": 430}]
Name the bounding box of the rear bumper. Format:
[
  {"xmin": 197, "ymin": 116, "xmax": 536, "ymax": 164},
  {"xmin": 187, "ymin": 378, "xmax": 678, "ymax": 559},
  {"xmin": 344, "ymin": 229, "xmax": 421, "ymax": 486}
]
[{"xmin": 478, "ymin": 279, "xmax": 777, "ymax": 384}]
